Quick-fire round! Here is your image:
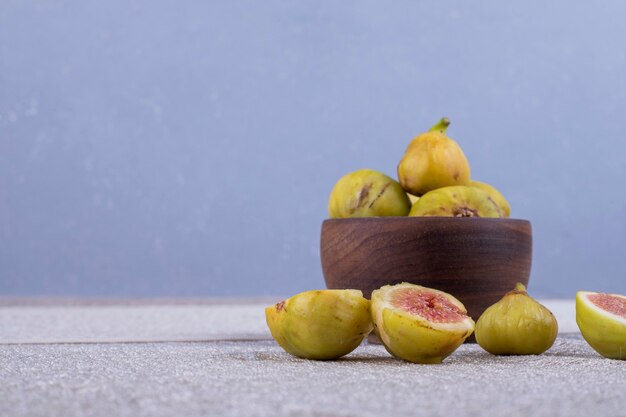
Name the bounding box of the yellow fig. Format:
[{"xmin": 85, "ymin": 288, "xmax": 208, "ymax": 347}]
[
  {"xmin": 265, "ymin": 289, "xmax": 373, "ymax": 360},
  {"xmin": 328, "ymin": 169, "xmax": 411, "ymax": 218},
  {"xmin": 469, "ymin": 180, "xmax": 511, "ymax": 218},
  {"xmin": 475, "ymin": 283, "xmax": 558, "ymax": 355},
  {"xmin": 397, "ymin": 117, "xmax": 470, "ymax": 196},
  {"xmin": 576, "ymin": 291, "xmax": 626, "ymax": 360},
  {"xmin": 409, "ymin": 185, "xmax": 502, "ymax": 218},
  {"xmin": 371, "ymin": 283, "xmax": 475, "ymax": 364}
]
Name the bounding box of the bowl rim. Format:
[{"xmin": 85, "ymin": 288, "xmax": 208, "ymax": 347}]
[{"xmin": 322, "ymin": 217, "xmax": 531, "ymax": 225}]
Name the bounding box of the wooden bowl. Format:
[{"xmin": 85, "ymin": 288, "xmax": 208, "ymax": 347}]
[{"xmin": 320, "ymin": 217, "xmax": 532, "ymax": 323}]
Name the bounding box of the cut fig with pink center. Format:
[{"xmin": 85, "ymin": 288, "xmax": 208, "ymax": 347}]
[
  {"xmin": 576, "ymin": 291, "xmax": 626, "ymax": 360},
  {"xmin": 390, "ymin": 288, "xmax": 467, "ymax": 324},
  {"xmin": 371, "ymin": 283, "xmax": 474, "ymax": 364},
  {"xmin": 588, "ymin": 293, "xmax": 626, "ymax": 319}
]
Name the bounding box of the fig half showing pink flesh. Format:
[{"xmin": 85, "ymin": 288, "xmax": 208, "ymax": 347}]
[
  {"xmin": 576, "ymin": 291, "xmax": 626, "ymax": 360},
  {"xmin": 389, "ymin": 288, "xmax": 468, "ymax": 324},
  {"xmin": 587, "ymin": 293, "xmax": 626, "ymax": 319},
  {"xmin": 371, "ymin": 283, "xmax": 475, "ymax": 364}
]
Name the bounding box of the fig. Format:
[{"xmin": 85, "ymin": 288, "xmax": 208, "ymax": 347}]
[
  {"xmin": 469, "ymin": 180, "xmax": 511, "ymax": 218},
  {"xmin": 475, "ymin": 283, "xmax": 558, "ymax": 355},
  {"xmin": 371, "ymin": 283, "xmax": 475, "ymax": 364},
  {"xmin": 408, "ymin": 185, "xmax": 502, "ymax": 218},
  {"xmin": 328, "ymin": 169, "xmax": 411, "ymax": 218},
  {"xmin": 576, "ymin": 291, "xmax": 626, "ymax": 360},
  {"xmin": 265, "ymin": 289, "xmax": 373, "ymax": 360},
  {"xmin": 397, "ymin": 117, "xmax": 470, "ymax": 196}
]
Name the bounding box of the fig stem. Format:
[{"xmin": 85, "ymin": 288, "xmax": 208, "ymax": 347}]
[
  {"xmin": 513, "ymin": 282, "xmax": 527, "ymax": 293},
  {"xmin": 428, "ymin": 117, "xmax": 450, "ymax": 133}
]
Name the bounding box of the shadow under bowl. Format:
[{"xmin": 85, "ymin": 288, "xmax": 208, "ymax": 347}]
[{"xmin": 320, "ymin": 217, "xmax": 532, "ymax": 323}]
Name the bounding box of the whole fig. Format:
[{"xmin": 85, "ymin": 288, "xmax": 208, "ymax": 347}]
[
  {"xmin": 328, "ymin": 169, "xmax": 411, "ymax": 218},
  {"xmin": 475, "ymin": 283, "xmax": 558, "ymax": 355},
  {"xmin": 266, "ymin": 289, "xmax": 373, "ymax": 360},
  {"xmin": 409, "ymin": 185, "xmax": 502, "ymax": 218},
  {"xmin": 397, "ymin": 117, "xmax": 470, "ymax": 196},
  {"xmin": 469, "ymin": 180, "xmax": 511, "ymax": 218}
]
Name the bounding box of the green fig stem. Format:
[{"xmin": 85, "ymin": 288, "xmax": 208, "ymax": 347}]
[
  {"xmin": 428, "ymin": 117, "xmax": 450, "ymax": 133},
  {"xmin": 510, "ymin": 282, "xmax": 528, "ymax": 295}
]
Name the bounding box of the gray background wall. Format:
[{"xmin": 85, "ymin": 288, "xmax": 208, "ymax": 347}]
[{"xmin": 1, "ymin": 1, "xmax": 625, "ymax": 298}]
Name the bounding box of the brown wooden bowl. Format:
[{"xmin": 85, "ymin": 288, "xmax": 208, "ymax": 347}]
[{"xmin": 320, "ymin": 217, "xmax": 532, "ymax": 324}]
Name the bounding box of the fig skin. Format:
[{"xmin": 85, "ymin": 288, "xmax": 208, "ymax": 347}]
[
  {"xmin": 328, "ymin": 169, "xmax": 411, "ymax": 218},
  {"xmin": 469, "ymin": 180, "xmax": 511, "ymax": 218},
  {"xmin": 398, "ymin": 117, "xmax": 470, "ymax": 196},
  {"xmin": 371, "ymin": 283, "xmax": 475, "ymax": 364},
  {"xmin": 265, "ymin": 289, "xmax": 373, "ymax": 360},
  {"xmin": 475, "ymin": 283, "xmax": 558, "ymax": 355},
  {"xmin": 576, "ymin": 291, "xmax": 626, "ymax": 360},
  {"xmin": 409, "ymin": 185, "xmax": 502, "ymax": 218}
]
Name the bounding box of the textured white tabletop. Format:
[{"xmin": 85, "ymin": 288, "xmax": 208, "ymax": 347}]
[
  {"xmin": 0, "ymin": 298, "xmax": 576, "ymax": 344},
  {"xmin": 1, "ymin": 298, "xmax": 624, "ymax": 417}
]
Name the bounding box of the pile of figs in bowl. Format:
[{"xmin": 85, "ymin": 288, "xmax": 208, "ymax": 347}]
[{"xmin": 321, "ymin": 117, "xmax": 530, "ymax": 325}]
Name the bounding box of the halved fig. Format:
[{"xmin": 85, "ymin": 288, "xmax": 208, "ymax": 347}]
[
  {"xmin": 371, "ymin": 283, "xmax": 475, "ymax": 364},
  {"xmin": 576, "ymin": 291, "xmax": 626, "ymax": 360}
]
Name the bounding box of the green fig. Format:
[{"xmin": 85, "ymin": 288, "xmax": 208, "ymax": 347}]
[
  {"xmin": 328, "ymin": 169, "xmax": 411, "ymax": 218},
  {"xmin": 475, "ymin": 283, "xmax": 558, "ymax": 355},
  {"xmin": 397, "ymin": 118, "xmax": 471, "ymax": 196},
  {"xmin": 265, "ymin": 289, "xmax": 373, "ymax": 360},
  {"xmin": 469, "ymin": 180, "xmax": 511, "ymax": 218},
  {"xmin": 409, "ymin": 185, "xmax": 502, "ymax": 218}
]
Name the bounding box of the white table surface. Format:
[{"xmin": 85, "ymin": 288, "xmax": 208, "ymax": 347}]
[
  {"xmin": 1, "ymin": 298, "xmax": 624, "ymax": 417},
  {"xmin": 0, "ymin": 298, "xmax": 577, "ymax": 344}
]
